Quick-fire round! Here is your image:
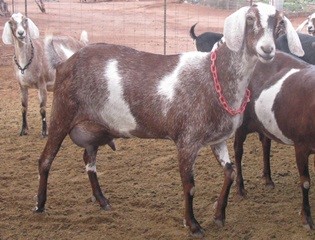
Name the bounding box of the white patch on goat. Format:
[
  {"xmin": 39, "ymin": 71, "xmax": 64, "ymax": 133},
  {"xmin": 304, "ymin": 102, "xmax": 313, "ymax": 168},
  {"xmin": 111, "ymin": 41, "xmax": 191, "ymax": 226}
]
[
  {"xmin": 157, "ymin": 52, "xmax": 207, "ymax": 114},
  {"xmin": 86, "ymin": 163, "xmax": 96, "ymax": 173},
  {"xmin": 101, "ymin": 60, "xmax": 137, "ymax": 136},
  {"xmin": 12, "ymin": 13, "xmax": 23, "ymax": 23},
  {"xmin": 60, "ymin": 45, "xmax": 75, "ymax": 59},
  {"xmin": 190, "ymin": 187, "xmax": 195, "ymax": 196},
  {"xmin": 303, "ymin": 181, "xmax": 310, "ymax": 189},
  {"xmin": 254, "ymin": 68, "xmax": 300, "ymax": 144},
  {"xmin": 212, "ymin": 143, "xmax": 230, "ymax": 167},
  {"xmin": 256, "ymin": 3, "xmax": 276, "ymax": 29}
]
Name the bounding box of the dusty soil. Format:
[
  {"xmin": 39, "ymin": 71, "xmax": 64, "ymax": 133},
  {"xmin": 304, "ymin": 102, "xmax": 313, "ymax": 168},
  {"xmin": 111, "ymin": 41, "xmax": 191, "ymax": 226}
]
[{"xmin": 1, "ymin": 1, "xmax": 315, "ymax": 239}]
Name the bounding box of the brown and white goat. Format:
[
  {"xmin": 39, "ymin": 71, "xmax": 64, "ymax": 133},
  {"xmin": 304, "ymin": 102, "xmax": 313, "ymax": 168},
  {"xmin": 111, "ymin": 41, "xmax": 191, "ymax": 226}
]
[
  {"xmin": 34, "ymin": 3, "xmax": 303, "ymax": 237},
  {"xmin": 296, "ymin": 13, "xmax": 315, "ymax": 36},
  {"xmin": 1, "ymin": 13, "xmax": 88, "ymax": 137},
  {"xmin": 233, "ymin": 51, "xmax": 315, "ymax": 229}
]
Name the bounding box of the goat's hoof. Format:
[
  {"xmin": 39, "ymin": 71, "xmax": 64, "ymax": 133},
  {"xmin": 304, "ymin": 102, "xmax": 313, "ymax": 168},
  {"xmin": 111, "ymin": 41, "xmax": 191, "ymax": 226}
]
[
  {"xmin": 19, "ymin": 130, "xmax": 28, "ymax": 136},
  {"xmin": 190, "ymin": 227, "xmax": 205, "ymax": 238},
  {"xmin": 303, "ymin": 222, "xmax": 314, "ymax": 231},
  {"xmin": 214, "ymin": 217, "xmax": 225, "ymax": 228},
  {"xmin": 236, "ymin": 189, "xmax": 247, "ymax": 198},
  {"xmin": 264, "ymin": 181, "xmax": 275, "ymax": 189},
  {"xmin": 303, "ymin": 217, "xmax": 314, "ymax": 230},
  {"xmin": 41, "ymin": 129, "xmax": 48, "ymax": 137},
  {"xmin": 101, "ymin": 204, "xmax": 111, "ymax": 211},
  {"xmin": 33, "ymin": 206, "xmax": 45, "ymax": 213}
]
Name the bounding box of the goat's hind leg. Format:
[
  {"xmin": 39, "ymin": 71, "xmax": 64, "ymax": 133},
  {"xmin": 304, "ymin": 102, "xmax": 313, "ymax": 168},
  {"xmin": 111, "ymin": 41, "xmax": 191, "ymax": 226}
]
[
  {"xmin": 84, "ymin": 147, "xmax": 111, "ymax": 210},
  {"xmin": 294, "ymin": 145, "xmax": 314, "ymax": 229},
  {"xmin": 259, "ymin": 133, "xmax": 275, "ymax": 188},
  {"xmin": 38, "ymin": 88, "xmax": 48, "ymax": 137},
  {"xmin": 234, "ymin": 128, "xmax": 247, "ymax": 197},
  {"xmin": 35, "ymin": 130, "xmax": 68, "ymax": 212}
]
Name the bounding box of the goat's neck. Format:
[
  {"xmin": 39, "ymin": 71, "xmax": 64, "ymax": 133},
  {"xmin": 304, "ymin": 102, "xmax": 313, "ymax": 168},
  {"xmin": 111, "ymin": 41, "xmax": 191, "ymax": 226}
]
[
  {"xmin": 213, "ymin": 45, "xmax": 257, "ymax": 110},
  {"xmin": 13, "ymin": 37, "xmax": 34, "ymax": 67}
]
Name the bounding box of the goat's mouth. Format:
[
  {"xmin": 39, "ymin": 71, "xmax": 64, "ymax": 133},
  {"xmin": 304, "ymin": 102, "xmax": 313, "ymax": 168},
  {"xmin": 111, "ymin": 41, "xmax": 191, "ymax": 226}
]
[
  {"xmin": 17, "ymin": 35, "xmax": 26, "ymax": 41},
  {"xmin": 308, "ymin": 29, "xmax": 315, "ymax": 35},
  {"xmin": 257, "ymin": 53, "xmax": 274, "ymax": 63}
]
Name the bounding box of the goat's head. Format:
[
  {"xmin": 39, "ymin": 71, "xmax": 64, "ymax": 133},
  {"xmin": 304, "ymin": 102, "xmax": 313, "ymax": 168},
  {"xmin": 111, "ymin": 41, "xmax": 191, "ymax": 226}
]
[
  {"xmin": 306, "ymin": 13, "xmax": 315, "ymax": 35},
  {"xmin": 224, "ymin": 2, "xmax": 304, "ymax": 63},
  {"xmin": 2, "ymin": 13, "xmax": 39, "ymax": 45}
]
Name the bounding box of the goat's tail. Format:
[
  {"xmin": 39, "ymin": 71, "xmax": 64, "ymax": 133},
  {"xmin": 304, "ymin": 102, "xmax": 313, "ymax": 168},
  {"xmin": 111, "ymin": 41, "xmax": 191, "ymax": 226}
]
[
  {"xmin": 190, "ymin": 23, "xmax": 198, "ymax": 40},
  {"xmin": 45, "ymin": 32, "xmax": 88, "ymax": 69},
  {"xmin": 45, "ymin": 35, "xmax": 63, "ymax": 69},
  {"xmin": 80, "ymin": 30, "xmax": 89, "ymax": 45}
]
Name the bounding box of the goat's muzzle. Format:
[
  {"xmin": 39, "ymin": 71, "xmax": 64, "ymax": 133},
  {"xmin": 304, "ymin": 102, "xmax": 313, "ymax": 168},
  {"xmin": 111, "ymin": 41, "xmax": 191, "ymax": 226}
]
[
  {"xmin": 257, "ymin": 45, "xmax": 275, "ymax": 63},
  {"xmin": 308, "ymin": 27, "xmax": 315, "ymax": 35}
]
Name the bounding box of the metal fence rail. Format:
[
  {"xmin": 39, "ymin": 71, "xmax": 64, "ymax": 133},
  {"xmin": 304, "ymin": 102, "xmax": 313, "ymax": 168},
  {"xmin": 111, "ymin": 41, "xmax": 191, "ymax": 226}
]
[{"xmin": 3, "ymin": 0, "xmax": 315, "ymax": 54}]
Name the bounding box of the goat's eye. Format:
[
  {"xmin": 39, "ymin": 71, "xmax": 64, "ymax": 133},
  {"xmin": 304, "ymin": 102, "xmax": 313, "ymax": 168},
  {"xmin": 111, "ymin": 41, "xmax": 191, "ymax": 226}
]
[
  {"xmin": 246, "ymin": 15, "xmax": 255, "ymax": 25},
  {"xmin": 279, "ymin": 20, "xmax": 285, "ymax": 26}
]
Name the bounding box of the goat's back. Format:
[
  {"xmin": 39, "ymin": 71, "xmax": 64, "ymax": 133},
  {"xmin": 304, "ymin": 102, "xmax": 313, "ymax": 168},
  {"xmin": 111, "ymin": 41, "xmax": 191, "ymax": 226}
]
[{"xmin": 276, "ymin": 33, "xmax": 315, "ymax": 64}]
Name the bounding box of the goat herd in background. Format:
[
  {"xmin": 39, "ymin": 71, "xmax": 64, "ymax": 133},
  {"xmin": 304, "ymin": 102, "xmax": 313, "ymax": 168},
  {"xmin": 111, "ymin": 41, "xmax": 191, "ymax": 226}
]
[{"xmin": 1, "ymin": 2, "xmax": 315, "ymax": 238}]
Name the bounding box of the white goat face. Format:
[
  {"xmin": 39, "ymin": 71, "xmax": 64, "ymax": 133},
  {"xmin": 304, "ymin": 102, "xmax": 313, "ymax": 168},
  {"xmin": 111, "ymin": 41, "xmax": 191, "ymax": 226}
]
[
  {"xmin": 2, "ymin": 12, "xmax": 39, "ymax": 45},
  {"xmin": 10, "ymin": 13, "xmax": 28, "ymax": 41},
  {"xmin": 224, "ymin": 2, "xmax": 304, "ymax": 63},
  {"xmin": 252, "ymin": 3, "xmax": 279, "ymax": 63},
  {"xmin": 307, "ymin": 13, "xmax": 315, "ymax": 35}
]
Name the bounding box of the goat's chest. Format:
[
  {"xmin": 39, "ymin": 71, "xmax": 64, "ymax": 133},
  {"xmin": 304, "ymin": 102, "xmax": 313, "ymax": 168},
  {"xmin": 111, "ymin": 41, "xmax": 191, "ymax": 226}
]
[{"xmin": 16, "ymin": 69, "xmax": 39, "ymax": 88}]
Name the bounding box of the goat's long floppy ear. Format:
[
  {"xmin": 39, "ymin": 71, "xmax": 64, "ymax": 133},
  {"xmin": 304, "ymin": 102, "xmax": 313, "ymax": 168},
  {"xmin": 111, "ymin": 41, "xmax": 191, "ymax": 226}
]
[
  {"xmin": 296, "ymin": 19, "xmax": 308, "ymax": 32},
  {"xmin": 224, "ymin": 6, "xmax": 249, "ymax": 52},
  {"xmin": 27, "ymin": 18, "xmax": 40, "ymax": 39},
  {"xmin": 284, "ymin": 16, "xmax": 304, "ymax": 57},
  {"xmin": 2, "ymin": 21, "xmax": 13, "ymax": 44}
]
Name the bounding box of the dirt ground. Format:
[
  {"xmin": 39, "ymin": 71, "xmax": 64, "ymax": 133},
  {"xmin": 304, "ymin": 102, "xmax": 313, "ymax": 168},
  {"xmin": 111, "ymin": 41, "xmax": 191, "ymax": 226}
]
[{"xmin": 1, "ymin": 1, "xmax": 315, "ymax": 239}]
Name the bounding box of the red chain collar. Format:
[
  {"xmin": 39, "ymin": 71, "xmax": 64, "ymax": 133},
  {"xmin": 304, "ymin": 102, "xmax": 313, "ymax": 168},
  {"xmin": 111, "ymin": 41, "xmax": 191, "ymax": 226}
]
[{"xmin": 210, "ymin": 50, "xmax": 251, "ymax": 116}]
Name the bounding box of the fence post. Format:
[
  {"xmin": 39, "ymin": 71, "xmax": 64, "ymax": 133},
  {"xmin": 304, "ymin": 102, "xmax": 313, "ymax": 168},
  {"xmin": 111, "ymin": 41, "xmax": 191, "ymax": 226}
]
[
  {"xmin": 269, "ymin": 0, "xmax": 283, "ymax": 11},
  {"xmin": 164, "ymin": 0, "xmax": 167, "ymax": 55},
  {"xmin": 25, "ymin": 0, "xmax": 27, "ymax": 16}
]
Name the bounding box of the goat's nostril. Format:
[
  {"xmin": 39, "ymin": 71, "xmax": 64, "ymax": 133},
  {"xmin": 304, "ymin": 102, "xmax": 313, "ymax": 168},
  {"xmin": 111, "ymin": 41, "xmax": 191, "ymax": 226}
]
[
  {"xmin": 261, "ymin": 46, "xmax": 273, "ymax": 54},
  {"xmin": 18, "ymin": 30, "xmax": 24, "ymax": 36}
]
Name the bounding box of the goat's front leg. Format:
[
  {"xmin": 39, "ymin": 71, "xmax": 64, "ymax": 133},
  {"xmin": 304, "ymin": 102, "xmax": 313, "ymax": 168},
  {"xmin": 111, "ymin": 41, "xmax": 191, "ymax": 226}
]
[
  {"xmin": 259, "ymin": 133, "xmax": 275, "ymax": 188},
  {"xmin": 211, "ymin": 141, "xmax": 234, "ymax": 227},
  {"xmin": 38, "ymin": 88, "xmax": 48, "ymax": 137},
  {"xmin": 20, "ymin": 86, "xmax": 28, "ymax": 136},
  {"xmin": 84, "ymin": 146, "xmax": 111, "ymax": 210},
  {"xmin": 177, "ymin": 146, "xmax": 204, "ymax": 238},
  {"xmin": 294, "ymin": 144, "xmax": 314, "ymax": 230}
]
